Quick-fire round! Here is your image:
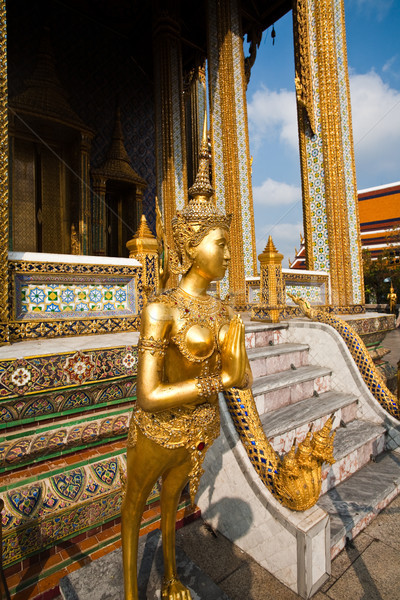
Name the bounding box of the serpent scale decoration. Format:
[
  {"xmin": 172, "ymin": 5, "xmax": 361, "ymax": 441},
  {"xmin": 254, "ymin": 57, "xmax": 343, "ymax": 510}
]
[
  {"xmin": 289, "ymin": 293, "xmax": 400, "ymax": 420},
  {"xmin": 224, "ymin": 388, "xmax": 335, "ymax": 511}
]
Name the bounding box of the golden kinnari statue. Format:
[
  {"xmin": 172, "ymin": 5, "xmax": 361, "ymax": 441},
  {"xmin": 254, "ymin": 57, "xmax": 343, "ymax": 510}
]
[{"xmin": 121, "ymin": 140, "xmax": 252, "ymax": 600}]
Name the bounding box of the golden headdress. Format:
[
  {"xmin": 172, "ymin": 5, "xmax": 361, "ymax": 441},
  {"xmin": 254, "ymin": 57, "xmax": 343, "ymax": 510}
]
[{"xmin": 170, "ymin": 138, "xmax": 232, "ymax": 275}]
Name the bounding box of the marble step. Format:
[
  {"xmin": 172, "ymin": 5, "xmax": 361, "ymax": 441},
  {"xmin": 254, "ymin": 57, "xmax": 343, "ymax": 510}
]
[
  {"xmin": 321, "ymin": 419, "xmax": 386, "ymax": 494},
  {"xmin": 245, "ymin": 322, "xmax": 288, "ymax": 349},
  {"xmin": 247, "ymin": 342, "xmax": 309, "ymax": 378},
  {"xmin": 318, "ymin": 449, "xmax": 400, "ymax": 558},
  {"xmin": 260, "ymin": 390, "xmax": 358, "ymax": 454},
  {"xmin": 252, "ymin": 364, "xmax": 332, "ymax": 415}
]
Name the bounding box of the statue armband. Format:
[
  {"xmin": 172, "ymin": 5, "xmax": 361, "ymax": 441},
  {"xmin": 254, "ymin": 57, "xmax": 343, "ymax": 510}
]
[
  {"xmin": 138, "ymin": 336, "xmax": 169, "ymax": 357},
  {"xmin": 196, "ymin": 375, "xmax": 224, "ymax": 399}
]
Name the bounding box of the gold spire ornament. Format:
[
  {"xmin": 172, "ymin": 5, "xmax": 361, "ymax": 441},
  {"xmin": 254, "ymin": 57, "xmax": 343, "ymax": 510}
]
[{"xmin": 169, "ymin": 138, "xmax": 232, "ymax": 276}]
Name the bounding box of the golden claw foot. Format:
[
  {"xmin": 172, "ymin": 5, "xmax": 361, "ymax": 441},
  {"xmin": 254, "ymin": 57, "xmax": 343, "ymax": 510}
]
[{"xmin": 161, "ymin": 576, "xmax": 193, "ymax": 600}]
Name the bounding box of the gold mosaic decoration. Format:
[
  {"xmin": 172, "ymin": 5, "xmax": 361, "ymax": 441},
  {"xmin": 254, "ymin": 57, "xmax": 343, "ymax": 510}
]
[
  {"xmin": 294, "ymin": 0, "xmax": 363, "ymax": 307},
  {"xmin": 293, "ymin": 0, "xmax": 316, "ymax": 135},
  {"xmin": 289, "ymin": 293, "xmax": 400, "ymax": 420},
  {"xmin": 0, "ymin": 0, "xmax": 8, "ymax": 326},
  {"xmin": 128, "ymin": 402, "xmax": 220, "ymax": 505},
  {"xmin": 153, "ymin": 11, "xmax": 187, "ymax": 272}
]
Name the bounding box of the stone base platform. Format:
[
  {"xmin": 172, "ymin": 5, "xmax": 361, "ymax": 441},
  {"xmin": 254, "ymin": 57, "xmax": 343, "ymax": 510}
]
[
  {"xmin": 59, "ymin": 529, "xmax": 230, "ymax": 600},
  {"xmin": 339, "ymin": 311, "xmax": 395, "ymax": 346},
  {"xmin": 340, "ymin": 311, "xmax": 397, "ymax": 389}
]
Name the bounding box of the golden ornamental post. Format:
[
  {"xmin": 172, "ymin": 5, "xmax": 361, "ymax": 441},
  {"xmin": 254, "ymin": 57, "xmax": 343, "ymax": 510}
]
[
  {"xmin": 126, "ymin": 215, "xmax": 159, "ymax": 305},
  {"xmin": 251, "ymin": 236, "xmax": 285, "ymax": 323}
]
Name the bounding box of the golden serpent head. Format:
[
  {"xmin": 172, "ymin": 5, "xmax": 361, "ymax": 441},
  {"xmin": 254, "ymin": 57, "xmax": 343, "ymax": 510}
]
[
  {"xmin": 287, "ymin": 291, "xmax": 316, "ymax": 319},
  {"xmin": 275, "ymin": 417, "xmax": 336, "ymax": 511}
]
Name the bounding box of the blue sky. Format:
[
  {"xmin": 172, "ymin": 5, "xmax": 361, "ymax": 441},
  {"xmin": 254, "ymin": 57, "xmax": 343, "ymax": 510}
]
[{"xmin": 246, "ymin": 0, "xmax": 400, "ymax": 267}]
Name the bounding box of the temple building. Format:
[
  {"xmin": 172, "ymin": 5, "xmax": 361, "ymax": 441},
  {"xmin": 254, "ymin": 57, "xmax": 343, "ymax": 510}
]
[
  {"xmin": 1, "ymin": 1, "xmax": 399, "ymax": 599},
  {"xmin": 358, "ymin": 181, "xmax": 400, "ymax": 260}
]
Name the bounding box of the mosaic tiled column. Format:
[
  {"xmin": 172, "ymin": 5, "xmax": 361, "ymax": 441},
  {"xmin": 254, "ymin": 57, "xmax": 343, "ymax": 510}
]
[
  {"xmin": 293, "ymin": 0, "xmax": 364, "ymax": 309},
  {"xmin": 153, "ymin": 7, "xmax": 187, "ymax": 255},
  {"xmin": 207, "ymin": 0, "xmax": 257, "ymax": 306},
  {"xmin": 79, "ymin": 133, "xmax": 92, "ymax": 255},
  {"xmin": 184, "ymin": 63, "xmax": 207, "ymax": 189},
  {"xmin": 91, "ymin": 175, "xmax": 107, "ymax": 256},
  {"xmin": 0, "ymin": 0, "xmax": 9, "ymax": 344}
]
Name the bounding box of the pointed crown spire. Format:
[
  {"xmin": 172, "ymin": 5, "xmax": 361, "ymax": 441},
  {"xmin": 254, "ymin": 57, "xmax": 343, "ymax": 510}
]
[{"xmin": 170, "ymin": 127, "xmax": 231, "ymax": 275}]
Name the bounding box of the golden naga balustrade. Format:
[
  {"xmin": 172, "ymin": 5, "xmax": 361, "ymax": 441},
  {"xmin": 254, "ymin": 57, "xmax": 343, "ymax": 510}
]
[{"xmin": 289, "ymin": 293, "xmax": 400, "ymax": 421}]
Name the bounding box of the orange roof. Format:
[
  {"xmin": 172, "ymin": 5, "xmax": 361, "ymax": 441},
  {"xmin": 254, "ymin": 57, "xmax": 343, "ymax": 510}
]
[{"xmin": 358, "ymin": 182, "xmax": 400, "ymax": 230}]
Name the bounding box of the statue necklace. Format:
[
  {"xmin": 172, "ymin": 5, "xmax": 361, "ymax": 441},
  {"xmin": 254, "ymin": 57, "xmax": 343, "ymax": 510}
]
[{"xmin": 169, "ymin": 286, "xmax": 230, "ymax": 370}]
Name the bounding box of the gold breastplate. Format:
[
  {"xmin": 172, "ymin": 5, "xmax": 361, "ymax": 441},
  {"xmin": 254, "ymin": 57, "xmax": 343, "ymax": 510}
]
[{"xmin": 157, "ymin": 287, "xmax": 231, "ymax": 365}]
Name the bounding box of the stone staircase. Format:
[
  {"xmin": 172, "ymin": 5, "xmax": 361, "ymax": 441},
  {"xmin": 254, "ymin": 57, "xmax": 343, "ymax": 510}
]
[
  {"xmin": 246, "ymin": 321, "xmax": 399, "ymax": 556},
  {"xmin": 198, "ymin": 319, "xmax": 400, "ymax": 598}
]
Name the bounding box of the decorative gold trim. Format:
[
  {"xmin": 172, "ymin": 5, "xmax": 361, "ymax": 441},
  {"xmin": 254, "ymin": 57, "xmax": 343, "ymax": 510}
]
[
  {"xmin": 295, "ymin": 0, "xmax": 362, "ymax": 307},
  {"xmin": 237, "ymin": 20, "xmax": 258, "ymax": 276},
  {"xmin": 316, "ymin": 0, "xmax": 354, "ymax": 306},
  {"xmin": 293, "ymin": 0, "xmax": 316, "ymax": 135},
  {"xmin": 218, "ymin": 0, "xmax": 245, "ymax": 304},
  {"xmin": 8, "ymin": 315, "xmax": 140, "ymax": 343},
  {"xmin": 293, "ymin": 1, "xmax": 314, "ymax": 271},
  {"xmin": 0, "ymin": 0, "xmax": 9, "ymax": 328},
  {"xmin": 338, "ymin": 0, "xmax": 365, "ymax": 303}
]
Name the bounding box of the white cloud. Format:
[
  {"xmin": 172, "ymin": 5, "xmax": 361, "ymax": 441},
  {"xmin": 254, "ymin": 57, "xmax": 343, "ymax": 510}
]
[
  {"xmin": 351, "ymin": 0, "xmax": 393, "ymax": 21},
  {"xmin": 247, "ymin": 85, "xmax": 298, "ymax": 152},
  {"xmin": 253, "ymin": 178, "xmax": 301, "ymax": 206},
  {"xmin": 382, "ymin": 55, "xmax": 398, "ymax": 73},
  {"xmin": 350, "ymin": 69, "xmax": 400, "ymax": 186}
]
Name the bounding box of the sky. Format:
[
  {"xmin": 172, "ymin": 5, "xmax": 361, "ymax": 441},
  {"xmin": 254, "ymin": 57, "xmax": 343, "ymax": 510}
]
[{"xmin": 246, "ymin": 0, "xmax": 400, "ymax": 267}]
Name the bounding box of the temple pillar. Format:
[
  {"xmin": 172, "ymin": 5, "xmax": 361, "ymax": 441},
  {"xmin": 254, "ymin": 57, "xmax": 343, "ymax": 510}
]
[
  {"xmin": 153, "ymin": 3, "xmax": 187, "ymax": 257},
  {"xmin": 293, "ymin": 0, "xmax": 364, "ymax": 309},
  {"xmin": 206, "ymin": 0, "xmax": 257, "ymax": 307},
  {"xmin": 135, "ymin": 186, "xmax": 143, "ymax": 228},
  {"xmin": 0, "ymin": 0, "xmax": 9, "ymax": 344},
  {"xmin": 79, "ymin": 133, "xmax": 92, "ymax": 255},
  {"xmin": 91, "ymin": 175, "xmax": 107, "ymax": 256}
]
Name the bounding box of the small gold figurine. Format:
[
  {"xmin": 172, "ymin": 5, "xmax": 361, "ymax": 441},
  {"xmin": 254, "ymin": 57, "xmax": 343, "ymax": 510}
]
[
  {"xmin": 121, "ymin": 140, "xmax": 252, "ymax": 600},
  {"xmin": 388, "ymin": 285, "xmax": 397, "ymax": 314}
]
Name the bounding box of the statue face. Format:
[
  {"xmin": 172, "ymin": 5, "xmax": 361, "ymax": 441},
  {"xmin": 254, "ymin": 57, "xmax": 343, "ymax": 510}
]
[{"xmin": 190, "ymin": 227, "xmax": 230, "ymax": 281}]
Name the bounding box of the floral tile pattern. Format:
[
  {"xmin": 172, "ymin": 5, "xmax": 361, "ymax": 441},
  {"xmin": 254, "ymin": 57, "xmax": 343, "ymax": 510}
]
[{"xmin": 17, "ymin": 280, "xmax": 135, "ymax": 320}]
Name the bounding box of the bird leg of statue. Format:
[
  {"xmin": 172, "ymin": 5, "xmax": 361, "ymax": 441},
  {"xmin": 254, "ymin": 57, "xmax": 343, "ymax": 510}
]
[{"xmin": 121, "ymin": 142, "xmax": 253, "ymax": 600}]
